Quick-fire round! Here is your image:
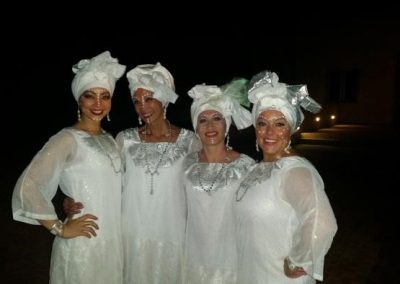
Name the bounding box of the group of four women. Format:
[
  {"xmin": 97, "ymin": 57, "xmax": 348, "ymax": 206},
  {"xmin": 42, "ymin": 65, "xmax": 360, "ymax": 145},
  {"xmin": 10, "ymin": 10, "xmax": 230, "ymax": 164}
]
[{"xmin": 12, "ymin": 50, "xmax": 337, "ymax": 283}]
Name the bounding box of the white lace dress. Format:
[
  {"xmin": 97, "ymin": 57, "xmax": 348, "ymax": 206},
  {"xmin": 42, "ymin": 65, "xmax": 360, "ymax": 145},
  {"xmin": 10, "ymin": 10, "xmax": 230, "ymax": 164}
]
[
  {"xmin": 12, "ymin": 127, "xmax": 124, "ymax": 284},
  {"xmin": 234, "ymin": 156, "xmax": 337, "ymax": 284},
  {"xmin": 116, "ymin": 128, "xmax": 196, "ymax": 284},
  {"xmin": 182, "ymin": 153, "xmax": 255, "ymax": 284}
]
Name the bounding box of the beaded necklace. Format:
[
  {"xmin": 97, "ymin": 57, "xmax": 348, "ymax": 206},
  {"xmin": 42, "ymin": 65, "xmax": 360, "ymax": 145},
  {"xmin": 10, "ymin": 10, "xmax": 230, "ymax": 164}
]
[
  {"xmin": 196, "ymin": 155, "xmax": 230, "ymax": 196},
  {"xmin": 142, "ymin": 120, "xmax": 172, "ymax": 194},
  {"xmin": 75, "ymin": 127, "xmax": 122, "ymax": 174},
  {"xmin": 92, "ymin": 133, "xmax": 122, "ymax": 174}
]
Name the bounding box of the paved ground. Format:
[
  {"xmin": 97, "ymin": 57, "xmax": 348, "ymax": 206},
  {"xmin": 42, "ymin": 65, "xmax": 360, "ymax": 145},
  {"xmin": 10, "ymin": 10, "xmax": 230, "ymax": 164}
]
[
  {"xmin": 295, "ymin": 125, "xmax": 398, "ymax": 283},
  {"xmin": 1, "ymin": 124, "xmax": 398, "ymax": 283}
]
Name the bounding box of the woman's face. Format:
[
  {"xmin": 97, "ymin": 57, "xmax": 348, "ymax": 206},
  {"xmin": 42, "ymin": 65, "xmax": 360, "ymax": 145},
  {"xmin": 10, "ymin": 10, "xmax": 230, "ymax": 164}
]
[
  {"xmin": 196, "ymin": 110, "xmax": 226, "ymax": 147},
  {"xmin": 256, "ymin": 109, "xmax": 291, "ymax": 161},
  {"xmin": 79, "ymin": 87, "xmax": 111, "ymax": 121},
  {"xmin": 133, "ymin": 88, "xmax": 164, "ymax": 124}
]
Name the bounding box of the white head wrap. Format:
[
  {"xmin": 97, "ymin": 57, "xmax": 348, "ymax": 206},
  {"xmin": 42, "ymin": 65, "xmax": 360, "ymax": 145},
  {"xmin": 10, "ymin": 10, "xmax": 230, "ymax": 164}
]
[
  {"xmin": 188, "ymin": 78, "xmax": 252, "ymax": 136},
  {"xmin": 248, "ymin": 70, "xmax": 322, "ymax": 134},
  {"xmin": 126, "ymin": 62, "xmax": 178, "ymax": 107},
  {"xmin": 71, "ymin": 51, "xmax": 126, "ymax": 102}
]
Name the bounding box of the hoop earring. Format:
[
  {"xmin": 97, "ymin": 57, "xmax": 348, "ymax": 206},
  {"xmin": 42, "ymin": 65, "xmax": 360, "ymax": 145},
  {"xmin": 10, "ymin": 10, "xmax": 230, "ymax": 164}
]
[
  {"xmin": 225, "ymin": 134, "xmax": 232, "ymax": 151},
  {"xmin": 77, "ymin": 108, "xmax": 81, "ymax": 122},
  {"xmin": 107, "ymin": 114, "xmax": 111, "ymax": 122},
  {"xmin": 138, "ymin": 116, "xmax": 142, "ymax": 125}
]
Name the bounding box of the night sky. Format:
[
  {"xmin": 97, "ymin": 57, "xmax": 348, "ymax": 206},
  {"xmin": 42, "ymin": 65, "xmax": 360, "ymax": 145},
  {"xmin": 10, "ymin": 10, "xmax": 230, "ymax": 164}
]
[
  {"xmin": 3, "ymin": 19, "xmax": 290, "ymax": 152},
  {"xmin": 3, "ymin": 10, "xmax": 399, "ymax": 174}
]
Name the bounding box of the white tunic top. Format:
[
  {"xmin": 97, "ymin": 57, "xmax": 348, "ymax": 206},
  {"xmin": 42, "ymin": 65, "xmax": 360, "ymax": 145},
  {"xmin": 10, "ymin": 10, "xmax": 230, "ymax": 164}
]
[
  {"xmin": 116, "ymin": 128, "xmax": 195, "ymax": 284},
  {"xmin": 234, "ymin": 156, "xmax": 337, "ymax": 284},
  {"xmin": 182, "ymin": 152, "xmax": 255, "ymax": 284},
  {"xmin": 12, "ymin": 128, "xmax": 123, "ymax": 284}
]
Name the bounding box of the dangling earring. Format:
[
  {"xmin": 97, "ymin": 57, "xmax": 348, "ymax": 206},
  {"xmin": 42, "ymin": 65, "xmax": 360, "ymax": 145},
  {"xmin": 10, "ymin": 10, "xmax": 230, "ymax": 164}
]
[
  {"xmin": 77, "ymin": 108, "xmax": 81, "ymax": 122},
  {"xmin": 225, "ymin": 134, "xmax": 232, "ymax": 151},
  {"xmin": 138, "ymin": 116, "xmax": 142, "ymax": 125},
  {"xmin": 256, "ymin": 141, "xmax": 259, "ymax": 152},
  {"xmin": 107, "ymin": 114, "xmax": 111, "ymax": 122},
  {"xmin": 284, "ymin": 140, "xmax": 291, "ymax": 154},
  {"xmin": 163, "ymin": 106, "xmax": 167, "ymax": 120}
]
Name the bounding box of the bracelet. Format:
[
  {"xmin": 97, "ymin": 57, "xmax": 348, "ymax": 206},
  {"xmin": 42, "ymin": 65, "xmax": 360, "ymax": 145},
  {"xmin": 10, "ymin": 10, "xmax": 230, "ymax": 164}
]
[
  {"xmin": 286, "ymin": 258, "xmax": 297, "ymax": 271},
  {"xmin": 50, "ymin": 220, "xmax": 64, "ymax": 237},
  {"xmin": 288, "ymin": 263, "xmax": 297, "ymax": 271}
]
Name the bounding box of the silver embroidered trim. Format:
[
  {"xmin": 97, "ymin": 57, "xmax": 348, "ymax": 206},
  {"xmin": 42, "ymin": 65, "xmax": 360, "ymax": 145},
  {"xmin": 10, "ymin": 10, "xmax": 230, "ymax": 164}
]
[
  {"xmin": 185, "ymin": 153, "xmax": 255, "ymax": 194},
  {"xmin": 236, "ymin": 161, "xmax": 281, "ymax": 201},
  {"xmin": 124, "ymin": 128, "xmax": 195, "ymax": 168}
]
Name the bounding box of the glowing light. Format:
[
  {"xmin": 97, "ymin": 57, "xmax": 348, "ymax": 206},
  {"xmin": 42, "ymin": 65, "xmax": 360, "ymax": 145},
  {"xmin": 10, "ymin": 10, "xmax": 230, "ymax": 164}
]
[
  {"xmin": 330, "ymin": 115, "xmax": 336, "ymax": 120},
  {"xmin": 315, "ymin": 116, "xmax": 321, "ymax": 122}
]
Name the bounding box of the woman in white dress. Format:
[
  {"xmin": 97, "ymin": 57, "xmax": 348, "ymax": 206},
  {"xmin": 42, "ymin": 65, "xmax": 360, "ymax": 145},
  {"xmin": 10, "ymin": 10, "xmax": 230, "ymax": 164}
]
[
  {"xmin": 117, "ymin": 63, "xmax": 196, "ymax": 284},
  {"xmin": 234, "ymin": 70, "xmax": 338, "ymax": 283},
  {"xmin": 182, "ymin": 79, "xmax": 256, "ymax": 283},
  {"xmin": 11, "ymin": 51, "xmax": 126, "ymax": 283}
]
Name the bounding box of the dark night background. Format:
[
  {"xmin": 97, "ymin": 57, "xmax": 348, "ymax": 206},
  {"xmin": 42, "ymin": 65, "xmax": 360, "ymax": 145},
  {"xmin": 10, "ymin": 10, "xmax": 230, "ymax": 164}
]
[{"xmin": 2, "ymin": 8, "xmax": 400, "ymax": 283}]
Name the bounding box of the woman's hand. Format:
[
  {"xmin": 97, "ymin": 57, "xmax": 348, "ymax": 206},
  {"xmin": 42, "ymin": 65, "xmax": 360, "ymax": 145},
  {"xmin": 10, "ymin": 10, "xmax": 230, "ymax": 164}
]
[
  {"xmin": 62, "ymin": 214, "xmax": 99, "ymax": 239},
  {"xmin": 283, "ymin": 258, "xmax": 307, "ymax": 278},
  {"xmin": 63, "ymin": 197, "xmax": 84, "ymax": 218}
]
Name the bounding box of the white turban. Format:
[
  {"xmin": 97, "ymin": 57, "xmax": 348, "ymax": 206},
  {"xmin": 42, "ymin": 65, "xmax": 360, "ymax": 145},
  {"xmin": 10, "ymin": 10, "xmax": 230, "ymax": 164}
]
[
  {"xmin": 126, "ymin": 62, "xmax": 178, "ymax": 107},
  {"xmin": 188, "ymin": 79, "xmax": 252, "ymax": 136},
  {"xmin": 248, "ymin": 70, "xmax": 322, "ymax": 134},
  {"xmin": 71, "ymin": 51, "xmax": 126, "ymax": 101}
]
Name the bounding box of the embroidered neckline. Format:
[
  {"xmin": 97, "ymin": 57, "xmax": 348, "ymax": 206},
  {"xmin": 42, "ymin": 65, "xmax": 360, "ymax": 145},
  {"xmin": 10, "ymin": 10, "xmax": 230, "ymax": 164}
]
[
  {"xmin": 142, "ymin": 120, "xmax": 172, "ymax": 194},
  {"xmin": 236, "ymin": 161, "xmax": 278, "ymax": 201}
]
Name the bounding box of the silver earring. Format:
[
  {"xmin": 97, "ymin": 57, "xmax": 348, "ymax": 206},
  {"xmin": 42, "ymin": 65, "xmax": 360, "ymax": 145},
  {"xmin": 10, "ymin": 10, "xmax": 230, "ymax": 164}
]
[
  {"xmin": 256, "ymin": 141, "xmax": 259, "ymax": 152},
  {"xmin": 225, "ymin": 134, "xmax": 232, "ymax": 151},
  {"xmin": 284, "ymin": 140, "xmax": 291, "ymax": 154},
  {"xmin": 107, "ymin": 114, "xmax": 111, "ymax": 122},
  {"xmin": 163, "ymin": 106, "xmax": 167, "ymax": 120},
  {"xmin": 138, "ymin": 116, "xmax": 142, "ymax": 125},
  {"xmin": 77, "ymin": 108, "xmax": 81, "ymax": 121}
]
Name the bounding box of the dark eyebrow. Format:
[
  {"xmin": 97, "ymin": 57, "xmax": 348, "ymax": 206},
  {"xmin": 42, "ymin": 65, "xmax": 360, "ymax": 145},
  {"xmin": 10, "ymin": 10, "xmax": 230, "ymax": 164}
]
[
  {"xmin": 82, "ymin": 90, "xmax": 96, "ymax": 95},
  {"xmin": 83, "ymin": 88, "xmax": 111, "ymax": 96},
  {"xmin": 134, "ymin": 93, "xmax": 154, "ymax": 100}
]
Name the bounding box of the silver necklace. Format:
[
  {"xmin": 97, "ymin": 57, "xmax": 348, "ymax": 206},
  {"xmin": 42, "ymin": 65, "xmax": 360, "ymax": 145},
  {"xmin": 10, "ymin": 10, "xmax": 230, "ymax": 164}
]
[
  {"xmin": 92, "ymin": 133, "xmax": 122, "ymax": 174},
  {"xmin": 142, "ymin": 120, "xmax": 172, "ymax": 194},
  {"xmin": 196, "ymin": 155, "xmax": 230, "ymax": 195}
]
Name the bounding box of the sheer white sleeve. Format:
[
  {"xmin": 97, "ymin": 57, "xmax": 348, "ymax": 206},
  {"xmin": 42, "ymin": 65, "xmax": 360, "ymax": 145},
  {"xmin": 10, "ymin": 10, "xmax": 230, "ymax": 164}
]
[
  {"xmin": 281, "ymin": 165, "xmax": 337, "ymax": 281},
  {"xmin": 12, "ymin": 130, "xmax": 76, "ymax": 225}
]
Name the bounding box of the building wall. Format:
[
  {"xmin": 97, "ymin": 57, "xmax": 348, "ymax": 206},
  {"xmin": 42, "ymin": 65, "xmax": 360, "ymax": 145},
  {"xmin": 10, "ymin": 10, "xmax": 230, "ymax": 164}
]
[{"xmin": 289, "ymin": 18, "xmax": 400, "ymax": 130}]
